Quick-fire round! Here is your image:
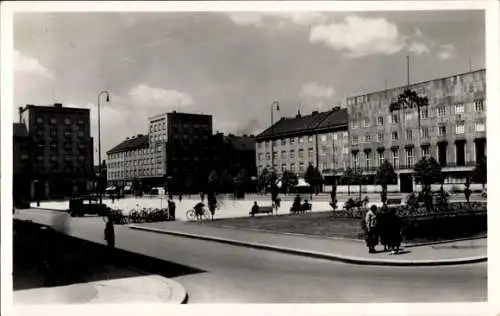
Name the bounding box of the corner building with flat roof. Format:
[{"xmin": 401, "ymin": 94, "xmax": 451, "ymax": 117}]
[{"xmin": 346, "ymin": 69, "xmax": 486, "ymax": 192}]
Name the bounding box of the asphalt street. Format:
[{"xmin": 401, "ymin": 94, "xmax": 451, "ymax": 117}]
[{"xmin": 15, "ymin": 209, "xmax": 487, "ymax": 303}]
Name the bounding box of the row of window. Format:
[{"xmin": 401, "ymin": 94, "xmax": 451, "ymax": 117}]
[
  {"xmin": 257, "ymin": 132, "xmax": 349, "ymax": 149},
  {"xmin": 108, "ymin": 168, "xmax": 164, "ymax": 179},
  {"xmin": 352, "ymin": 100, "xmax": 485, "ymax": 129},
  {"xmin": 108, "ymin": 157, "xmax": 163, "ymax": 169},
  {"xmin": 258, "ymin": 162, "xmax": 310, "ymax": 173},
  {"xmin": 36, "ymin": 116, "xmax": 87, "ymax": 126},
  {"xmin": 352, "ymin": 120, "xmax": 485, "ymax": 145},
  {"xmin": 258, "ymin": 147, "xmax": 350, "ymax": 161}
]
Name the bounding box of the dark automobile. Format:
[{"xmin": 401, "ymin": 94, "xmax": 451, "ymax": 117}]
[{"xmin": 68, "ymin": 196, "xmax": 109, "ymax": 217}]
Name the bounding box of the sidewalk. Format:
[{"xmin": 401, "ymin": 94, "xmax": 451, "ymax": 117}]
[{"xmin": 130, "ymin": 221, "xmax": 487, "ymax": 266}]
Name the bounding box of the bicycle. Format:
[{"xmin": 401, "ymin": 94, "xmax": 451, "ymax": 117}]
[{"xmin": 186, "ymin": 207, "xmax": 210, "ymax": 221}]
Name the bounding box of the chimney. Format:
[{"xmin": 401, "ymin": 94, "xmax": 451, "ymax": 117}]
[
  {"xmin": 295, "ymin": 110, "xmax": 302, "ymax": 118},
  {"xmin": 18, "ymin": 107, "xmax": 23, "ymax": 123},
  {"xmin": 54, "ymin": 103, "xmax": 63, "ymax": 108}
]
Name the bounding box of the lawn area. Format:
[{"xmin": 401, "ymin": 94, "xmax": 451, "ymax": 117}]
[
  {"xmin": 191, "ymin": 211, "xmax": 487, "ymax": 243},
  {"xmin": 195, "ymin": 212, "xmax": 365, "ymax": 240}
]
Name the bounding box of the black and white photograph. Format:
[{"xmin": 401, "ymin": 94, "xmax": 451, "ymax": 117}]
[{"xmin": 2, "ymin": 0, "xmax": 498, "ymax": 314}]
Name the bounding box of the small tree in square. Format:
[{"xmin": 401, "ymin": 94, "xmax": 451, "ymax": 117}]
[
  {"xmin": 413, "ymin": 157, "xmax": 442, "ymax": 211},
  {"xmin": 376, "ymin": 159, "xmax": 397, "ymax": 206},
  {"xmin": 342, "ymin": 167, "xmax": 356, "ymax": 196},
  {"xmin": 281, "ymin": 170, "xmax": 298, "ymax": 194},
  {"xmin": 208, "ymin": 170, "xmax": 219, "ymax": 195},
  {"xmin": 471, "ymin": 156, "xmax": 487, "ymax": 191},
  {"xmin": 330, "ymin": 177, "xmax": 338, "ymax": 212},
  {"xmin": 464, "ymin": 176, "xmax": 472, "ymax": 204}
]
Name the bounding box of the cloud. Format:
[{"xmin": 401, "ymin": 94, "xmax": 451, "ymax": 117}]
[
  {"xmin": 309, "ymin": 16, "xmax": 405, "ymax": 58},
  {"xmin": 14, "ymin": 50, "xmax": 53, "ymax": 79},
  {"xmin": 128, "ymin": 83, "xmax": 194, "ymax": 106},
  {"xmin": 408, "ymin": 41, "xmax": 430, "ymax": 55},
  {"xmin": 301, "ymin": 82, "xmax": 335, "ymax": 99},
  {"xmin": 227, "ymin": 12, "xmax": 327, "ymax": 28},
  {"xmin": 436, "ymin": 44, "xmax": 456, "ymax": 60}
]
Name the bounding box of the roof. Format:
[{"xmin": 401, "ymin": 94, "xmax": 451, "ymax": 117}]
[
  {"xmin": 13, "ymin": 123, "xmax": 28, "ymax": 138},
  {"xmin": 256, "ymin": 108, "xmax": 348, "ymax": 140},
  {"xmin": 107, "ymin": 134, "xmax": 149, "ymax": 154},
  {"xmin": 225, "ymin": 135, "xmax": 256, "ymax": 151}
]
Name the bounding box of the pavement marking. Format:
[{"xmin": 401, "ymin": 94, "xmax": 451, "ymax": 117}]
[{"xmin": 128, "ymin": 225, "xmax": 487, "ymax": 267}]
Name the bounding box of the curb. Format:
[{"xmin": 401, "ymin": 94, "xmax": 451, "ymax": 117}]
[{"xmin": 128, "ymin": 225, "xmax": 487, "ymax": 267}]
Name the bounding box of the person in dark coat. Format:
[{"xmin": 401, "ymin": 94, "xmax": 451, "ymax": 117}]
[
  {"xmin": 377, "ymin": 205, "xmax": 389, "ymax": 252},
  {"xmin": 168, "ymin": 199, "xmax": 176, "ymax": 220},
  {"xmin": 208, "ymin": 193, "xmax": 217, "ymax": 221},
  {"xmin": 365, "ymin": 205, "xmax": 378, "ymax": 253},
  {"xmin": 385, "ymin": 208, "xmax": 402, "ymax": 254},
  {"xmin": 251, "ymin": 201, "xmax": 260, "ymax": 216},
  {"xmin": 104, "ymin": 215, "xmax": 115, "ymax": 249}
]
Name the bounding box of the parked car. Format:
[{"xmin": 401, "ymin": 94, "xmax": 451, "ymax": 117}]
[{"xmin": 68, "ymin": 195, "xmax": 109, "ymax": 217}]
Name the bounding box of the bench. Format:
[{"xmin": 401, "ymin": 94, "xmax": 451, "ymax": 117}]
[
  {"xmin": 290, "ymin": 203, "xmax": 312, "ymax": 215},
  {"xmin": 249, "ymin": 206, "xmax": 274, "ymax": 217},
  {"xmin": 387, "ymin": 198, "xmax": 402, "ymax": 205}
]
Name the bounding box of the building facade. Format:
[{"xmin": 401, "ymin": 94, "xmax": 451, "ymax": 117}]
[
  {"xmin": 255, "ymin": 107, "xmax": 348, "ymax": 183},
  {"xmin": 13, "ymin": 123, "xmax": 31, "ymax": 203},
  {"xmin": 148, "ymin": 113, "xmax": 168, "ymax": 180},
  {"xmin": 212, "ymin": 133, "xmax": 257, "ymax": 177},
  {"xmin": 18, "ymin": 103, "xmax": 94, "ymax": 199},
  {"xmin": 347, "ymin": 69, "xmax": 486, "ymax": 192},
  {"xmin": 106, "ymin": 134, "xmax": 150, "ymax": 186}
]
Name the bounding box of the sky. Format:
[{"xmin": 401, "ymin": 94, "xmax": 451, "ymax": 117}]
[{"xmin": 13, "ymin": 10, "xmax": 485, "ymax": 162}]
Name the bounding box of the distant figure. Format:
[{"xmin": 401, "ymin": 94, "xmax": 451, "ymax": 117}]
[
  {"xmin": 168, "ymin": 199, "xmax": 176, "ymax": 220},
  {"xmin": 274, "ymin": 197, "xmax": 281, "ymax": 214},
  {"xmin": 251, "ymin": 201, "xmax": 260, "ymax": 215},
  {"xmin": 291, "ymin": 194, "xmax": 301, "ymax": 212},
  {"xmin": 200, "ymin": 192, "xmax": 205, "ymax": 202},
  {"xmin": 301, "ymin": 200, "xmax": 311, "ymax": 213},
  {"xmin": 194, "ymin": 202, "xmax": 205, "ymax": 218},
  {"xmin": 111, "ymin": 194, "xmax": 115, "ymax": 203},
  {"xmin": 179, "ymin": 193, "xmax": 183, "ymax": 203},
  {"xmin": 377, "ymin": 205, "xmax": 389, "ymax": 252},
  {"xmin": 365, "ymin": 205, "xmax": 378, "ymax": 254},
  {"xmin": 104, "ymin": 215, "xmax": 115, "ymax": 249}
]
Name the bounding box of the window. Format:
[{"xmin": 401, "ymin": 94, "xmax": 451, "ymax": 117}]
[
  {"xmin": 290, "ymin": 163, "xmax": 295, "ymax": 172},
  {"xmin": 266, "ymin": 141, "xmax": 270, "ymax": 148},
  {"xmin": 475, "ymin": 119, "xmax": 485, "ymax": 132},
  {"xmin": 421, "ymin": 145, "xmax": 430, "ymax": 159},
  {"xmin": 281, "ymin": 164, "xmax": 286, "ymax": 172},
  {"xmin": 421, "ymin": 127, "xmax": 429, "ymax": 139},
  {"xmin": 474, "ymin": 99, "xmax": 484, "ymax": 112},
  {"xmin": 299, "ymin": 162, "xmax": 305, "ymax": 172},
  {"xmin": 321, "ymin": 135, "xmax": 327, "ymax": 142},
  {"xmin": 308, "ymin": 136, "xmax": 314, "ymax": 143},
  {"xmin": 290, "ymin": 150, "xmax": 295, "ymax": 159},
  {"xmin": 299, "ymin": 137, "xmax": 304, "ymax": 143},
  {"xmin": 377, "ymin": 132, "xmax": 384, "ymax": 142},
  {"xmin": 438, "ymin": 125, "xmax": 447, "ymax": 137},
  {"xmin": 391, "ymin": 113, "xmax": 399, "ymax": 124},
  {"xmin": 437, "ymin": 106, "xmax": 446, "ymax": 117},
  {"xmin": 455, "ymin": 104, "xmax": 465, "ymax": 114},
  {"xmin": 406, "ymin": 129, "xmax": 412, "ymax": 140},
  {"xmin": 405, "ymin": 111, "xmax": 412, "ymax": 121},
  {"xmin": 391, "ymin": 149, "xmax": 399, "ymax": 168},
  {"xmin": 258, "ymin": 153, "xmax": 263, "ymax": 161},
  {"xmin": 406, "ymin": 147, "xmax": 415, "ymax": 166},
  {"xmin": 290, "ymin": 138, "xmax": 295, "ymax": 145},
  {"xmin": 456, "ymin": 121, "xmax": 465, "ymax": 134},
  {"xmin": 378, "ymin": 151, "xmax": 385, "ymax": 166},
  {"xmin": 365, "ymin": 152, "xmax": 371, "ymax": 168},
  {"xmin": 308, "ymin": 148, "xmax": 314, "ymax": 159},
  {"xmin": 266, "ymin": 153, "xmax": 270, "ymax": 160},
  {"xmin": 391, "ymin": 131, "xmax": 398, "ymax": 141},
  {"xmin": 298, "ymin": 149, "xmax": 304, "ymax": 158},
  {"xmin": 420, "ymin": 108, "xmax": 429, "ymax": 119},
  {"xmin": 377, "ymin": 116, "xmax": 384, "ymax": 126},
  {"xmin": 352, "ymin": 120, "xmax": 359, "ymax": 129},
  {"xmin": 50, "ymin": 118, "xmax": 57, "ymax": 125},
  {"xmin": 353, "ymin": 153, "xmax": 359, "ymax": 168},
  {"xmin": 352, "ymin": 136, "xmax": 359, "ymax": 145},
  {"xmin": 36, "ymin": 117, "xmax": 43, "ymax": 124},
  {"xmin": 281, "ymin": 139, "xmax": 286, "ymax": 146},
  {"xmin": 281, "ymin": 151, "xmax": 286, "ymax": 159},
  {"xmin": 364, "ymin": 134, "xmax": 371, "ymax": 143},
  {"xmin": 64, "ymin": 118, "xmax": 71, "ymax": 125},
  {"xmin": 363, "ymin": 119, "xmax": 370, "ymax": 128}
]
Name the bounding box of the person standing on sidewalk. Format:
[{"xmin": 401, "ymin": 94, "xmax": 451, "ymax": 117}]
[
  {"xmin": 365, "ymin": 205, "xmax": 378, "ymax": 254},
  {"xmin": 104, "ymin": 215, "xmax": 115, "ymax": 249},
  {"xmin": 386, "ymin": 207, "xmax": 402, "ymax": 255}
]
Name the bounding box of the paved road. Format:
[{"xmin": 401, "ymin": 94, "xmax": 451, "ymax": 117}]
[{"xmin": 15, "ymin": 209, "xmax": 487, "ymax": 303}]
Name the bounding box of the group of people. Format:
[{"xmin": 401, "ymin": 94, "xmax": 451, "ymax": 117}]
[
  {"xmin": 364, "ymin": 205, "xmax": 402, "ymax": 255},
  {"xmin": 194, "ymin": 192, "xmax": 218, "ymax": 220}
]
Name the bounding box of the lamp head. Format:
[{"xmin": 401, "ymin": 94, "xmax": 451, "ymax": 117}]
[{"xmin": 105, "ymin": 93, "xmax": 110, "ymax": 102}]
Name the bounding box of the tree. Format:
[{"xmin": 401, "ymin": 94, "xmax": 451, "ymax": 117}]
[
  {"xmin": 270, "ymin": 170, "xmax": 279, "ymax": 202},
  {"xmin": 342, "ymin": 167, "xmax": 356, "ymax": 196},
  {"xmin": 471, "ymin": 156, "xmax": 487, "ymax": 191},
  {"xmin": 413, "ymin": 157, "xmax": 442, "ymax": 210},
  {"xmin": 281, "ymin": 170, "xmax": 298, "ymax": 194},
  {"xmin": 208, "ymin": 170, "xmax": 219, "ymax": 194},
  {"xmin": 375, "ymin": 160, "xmax": 396, "ymax": 205},
  {"xmin": 313, "ymin": 167, "xmax": 323, "ymax": 195},
  {"xmin": 304, "ymin": 164, "xmax": 316, "ymax": 199},
  {"xmin": 258, "ymin": 168, "xmax": 271, "ymax": 192},
  {"xmin": 234, "ymin": 169, "xmax": 249, "ymax": 198},
  {"xmin": 464, "ymin": 177, "xmax": 472, "ymax": 204},
  {"xmin": 329, "ymin": 177, "xmax": 338, "ymax": 212},
  {"xmin": 353, "ymin": 169, "xmax": 364, "ymax": 200},
  {"xmin": 389, "ymin": 89, "xmax": 429, "ymax": 117}
]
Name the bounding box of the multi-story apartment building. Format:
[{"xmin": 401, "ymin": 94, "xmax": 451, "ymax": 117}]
[
  {"xmin": 347, "ymin": 69, "xmax": 486, "ymax": 192},
  {"xmin": 13, "ymin": 123, "xmax": 31, "ymax": 203},
  {"xmin": 148, "ymin": 113, "xmax": 168, "ymax": 180},
  {"xmin": 18, "ymin": 103, "xmax": 94, "ymax": 199},
  {"xmin": 166, "ymin": 112, "xmax": 214, "ymax": 189},
  {"xmin": 212, "ymin": 133, "xmax": 257, "ymax": 177},
  {"xmin": 255, "ymin": 107, "xmax": 348, "ymax": 184},
  {"xmin": 106, "ymin": 134, "xmax": 150, "ymax": 188}
]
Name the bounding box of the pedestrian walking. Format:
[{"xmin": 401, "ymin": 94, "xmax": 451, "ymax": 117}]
[
  {"xmin": 365, "ymin": 205, "xmax": 378, "ymax": 254},
  {"xmin": 104, "ymin": 215, "xmax": 115, "ymax": 249},
  {"xmin": 169, "ymin": 199, "xmax": 176, "ymax": 220},
  {"xmin": 179, "ymin": 193, "xmax": 183, "ymax": 203},
  {"xmin": 208, "ymin": 193, "xmax": 217, "ymax": 221}
]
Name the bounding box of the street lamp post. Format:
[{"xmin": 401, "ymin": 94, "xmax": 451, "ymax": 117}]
[
  {"xmin": 98, "ymin": 90, "xmax": 110, "ymax": 204},
  {"xmin": 270, "ymin": 101, "xmax": 280, "ymax": 170}
]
